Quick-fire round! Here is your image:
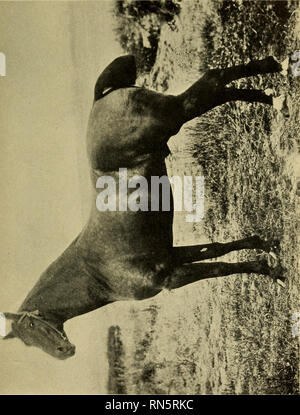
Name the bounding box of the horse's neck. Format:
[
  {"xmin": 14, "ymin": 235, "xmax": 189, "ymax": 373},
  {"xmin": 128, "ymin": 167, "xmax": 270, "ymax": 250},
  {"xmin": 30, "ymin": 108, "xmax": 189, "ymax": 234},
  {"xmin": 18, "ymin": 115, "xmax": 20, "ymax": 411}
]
[{"xmin": 19, "ymin": 237, "xmax": 112, "ymax": 323}]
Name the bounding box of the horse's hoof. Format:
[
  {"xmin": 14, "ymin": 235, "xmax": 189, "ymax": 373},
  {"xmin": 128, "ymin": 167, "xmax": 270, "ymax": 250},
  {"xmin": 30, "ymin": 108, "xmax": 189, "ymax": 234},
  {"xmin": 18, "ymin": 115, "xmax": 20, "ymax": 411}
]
[
  {"xmin": 263, "ymin": 238, "xmax": 280, "ymax": 253},
  {"xmin": 269, "ymin": 264, "xmax": 287, "ymax": 283},
  {"xmin": 264, "ymin": 56, "xmax": 282, "ymax": 72},
  {"xmin": 270, "ymin": 240, "xmax": 280, "ymax": 253}
]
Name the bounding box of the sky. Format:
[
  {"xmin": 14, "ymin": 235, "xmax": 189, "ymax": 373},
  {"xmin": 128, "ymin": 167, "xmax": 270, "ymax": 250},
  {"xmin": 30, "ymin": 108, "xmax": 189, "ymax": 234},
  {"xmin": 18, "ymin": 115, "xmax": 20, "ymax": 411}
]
[{"xmin": 0, "ymin": 0, "xmax": 128, "ymax": 394}]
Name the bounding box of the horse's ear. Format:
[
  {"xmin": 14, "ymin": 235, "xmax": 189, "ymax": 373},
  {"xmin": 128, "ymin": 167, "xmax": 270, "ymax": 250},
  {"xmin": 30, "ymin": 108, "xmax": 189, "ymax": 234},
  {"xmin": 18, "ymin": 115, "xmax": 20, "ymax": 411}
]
[
  {"xmin": 1, "ymin": 312, "xmax": 20, "ymax": 321},
  {"xmin": 1, "ymin": 313, "xmax": 18, "ymax": 339},
  {"xmin": 2, "ymin": 331, "xmax": 16, "ymax": 340}
]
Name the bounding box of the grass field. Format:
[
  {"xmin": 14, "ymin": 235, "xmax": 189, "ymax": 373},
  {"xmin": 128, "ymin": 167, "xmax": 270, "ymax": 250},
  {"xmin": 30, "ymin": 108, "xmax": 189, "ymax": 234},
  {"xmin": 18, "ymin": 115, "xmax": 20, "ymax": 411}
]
[{"xmin": 108, "ymin": 0, "xmax": 300, "ymax": 394}]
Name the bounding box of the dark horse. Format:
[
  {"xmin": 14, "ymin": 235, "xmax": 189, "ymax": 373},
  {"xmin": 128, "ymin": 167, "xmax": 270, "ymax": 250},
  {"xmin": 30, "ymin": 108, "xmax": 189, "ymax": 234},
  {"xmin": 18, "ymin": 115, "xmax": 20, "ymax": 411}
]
[{"xmin": 2, "ymin": 55, "xmax": 285, "ymax": 359}]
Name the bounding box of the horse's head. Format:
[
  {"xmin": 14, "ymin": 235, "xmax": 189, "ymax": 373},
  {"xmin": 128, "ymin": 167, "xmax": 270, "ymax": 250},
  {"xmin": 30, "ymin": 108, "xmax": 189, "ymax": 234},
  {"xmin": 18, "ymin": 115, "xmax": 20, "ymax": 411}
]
[{"xmin": 2, "ymin": 311, "xmax": 75, "ymax": 360}]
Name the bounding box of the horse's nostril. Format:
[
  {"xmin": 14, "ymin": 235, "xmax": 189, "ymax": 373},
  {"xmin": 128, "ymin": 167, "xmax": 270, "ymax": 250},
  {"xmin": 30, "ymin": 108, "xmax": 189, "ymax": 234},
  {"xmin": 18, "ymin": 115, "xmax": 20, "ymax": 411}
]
[{"xmin": 57, "ymin": 345, "xmax": 75, "ymax": 355}]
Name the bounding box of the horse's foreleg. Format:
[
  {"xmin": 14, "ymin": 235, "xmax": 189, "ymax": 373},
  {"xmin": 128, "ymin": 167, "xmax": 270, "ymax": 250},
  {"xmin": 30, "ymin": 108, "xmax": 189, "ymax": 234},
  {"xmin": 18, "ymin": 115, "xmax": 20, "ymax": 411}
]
[
  {"xmin": 172, "ymin": 236, "xmax": 276, "ymax": 264},
  {"xmin": 164, "ymin": 259, "xmax": 280, "ymax": 290},
  {"xmin": 218, "ymin": 87, "xmax": 272, "ymax": 106}
]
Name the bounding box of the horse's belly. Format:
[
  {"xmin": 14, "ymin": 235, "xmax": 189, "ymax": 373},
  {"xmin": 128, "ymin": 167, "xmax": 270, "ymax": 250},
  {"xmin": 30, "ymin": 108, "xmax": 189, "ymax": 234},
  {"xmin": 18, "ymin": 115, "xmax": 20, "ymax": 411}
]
[
  {"xmin": 84, "ymin": 207, "xmax": 173, "ymax": 262},
  {"xmin": 98, "ymin": 253, "xmax": 171, "ymax": 300},
  {"xmin": 88, "ymin": 155, "xmax": 174, "ymax": 256}
]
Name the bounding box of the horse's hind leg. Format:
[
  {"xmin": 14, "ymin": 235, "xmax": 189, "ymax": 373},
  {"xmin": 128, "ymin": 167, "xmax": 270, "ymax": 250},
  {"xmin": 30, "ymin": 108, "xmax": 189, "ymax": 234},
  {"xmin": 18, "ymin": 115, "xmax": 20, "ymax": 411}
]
[
  {"xmin": 164, "ymin": 259, "xmax": 283, "ymax": 290},
  {"xmin": 172, "ymin": 235, "xmax": 276, "ymax": 264},
  {"xmin": 178, "ymin": 56, "xmax": 282, "ymax": 122},
  {"xmin": 212, "ymin": 56, "xmax": 282, "ymax": 86},
  {"xmin": 218, "ymin": 87, "xmax": 273, "ymax": 106},
  {"xmin": 221, "ymin": 88, "xmax": 290, "ymax": 118}
]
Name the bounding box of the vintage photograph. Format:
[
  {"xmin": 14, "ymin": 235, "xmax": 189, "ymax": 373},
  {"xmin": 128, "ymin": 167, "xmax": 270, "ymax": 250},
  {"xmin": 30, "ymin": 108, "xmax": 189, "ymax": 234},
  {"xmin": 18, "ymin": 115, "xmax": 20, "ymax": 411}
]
[{"xmin": 0, "ymin": 0, "xmax": 299, "ymax": 395}]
